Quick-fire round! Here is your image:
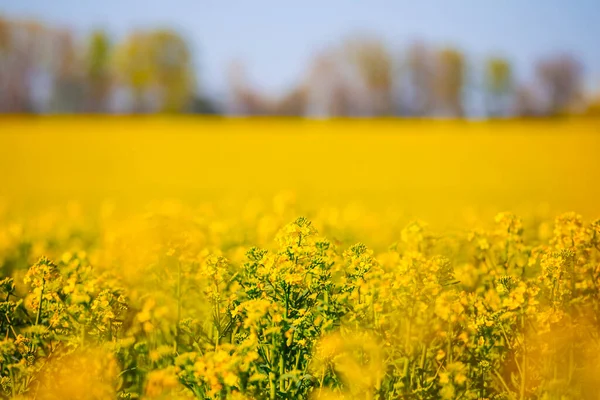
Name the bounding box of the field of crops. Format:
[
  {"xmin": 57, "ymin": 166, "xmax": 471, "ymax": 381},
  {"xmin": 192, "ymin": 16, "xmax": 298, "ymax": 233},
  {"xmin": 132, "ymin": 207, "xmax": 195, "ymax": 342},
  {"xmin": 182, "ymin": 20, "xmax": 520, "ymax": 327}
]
[{"xmin": 1, "ymin": 118, "xmax": 600, "ymax": 399}]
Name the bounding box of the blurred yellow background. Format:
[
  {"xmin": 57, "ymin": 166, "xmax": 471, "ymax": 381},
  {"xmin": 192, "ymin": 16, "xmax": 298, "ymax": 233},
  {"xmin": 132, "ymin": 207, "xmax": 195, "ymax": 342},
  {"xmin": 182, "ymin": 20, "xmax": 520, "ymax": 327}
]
[{"xmin": 2, "ymin": 118, "xmax": 598, "ymax": 227}]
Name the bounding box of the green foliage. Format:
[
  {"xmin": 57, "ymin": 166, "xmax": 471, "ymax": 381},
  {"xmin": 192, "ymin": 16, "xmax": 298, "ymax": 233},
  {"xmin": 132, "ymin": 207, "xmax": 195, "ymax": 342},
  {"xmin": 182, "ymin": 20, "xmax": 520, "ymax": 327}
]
[{"xmin": 1, "ymin": 210, "xmax": 599, "ymax": 399}]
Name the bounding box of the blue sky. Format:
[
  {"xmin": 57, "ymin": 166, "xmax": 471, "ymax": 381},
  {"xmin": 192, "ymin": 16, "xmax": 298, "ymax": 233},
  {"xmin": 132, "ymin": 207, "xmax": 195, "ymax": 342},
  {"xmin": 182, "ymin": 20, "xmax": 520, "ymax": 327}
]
[{"xmin": 2, "ymin": 0, "xmax": 599, "ymax": 98}]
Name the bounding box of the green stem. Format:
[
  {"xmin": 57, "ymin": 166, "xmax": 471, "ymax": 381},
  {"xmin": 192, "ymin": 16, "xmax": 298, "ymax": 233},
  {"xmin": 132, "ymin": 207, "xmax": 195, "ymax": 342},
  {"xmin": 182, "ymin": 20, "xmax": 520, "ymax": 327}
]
[
  {"xmin": 447, "ymin": 323, "xmax": 453, "ymax": 364},
  {"xmin": 10, "ymin": 368, "xmax": 16, "ymax": 398},
  {"xmin": 419, "ymin": 343, "xmax": 427, "ymax": 387},
  {"xmin": 35, "ymin": 280, "xmax": 45, "ymax": 326},
  {"xmin": 175, "ymin": 261, "xmax": 182, "ymax": 353},
  {"xmin": 279, "ymin": 351, "xmax": 285, "ymax": 392},
  {"xmin": 285, "ymin": 285, "xmax": 290, "ymax": 319},
  {"xmin": 519, "ymin": 314, "xmax": 526, "ymax": 400},
  {"xmin": 269, "ymin": 372, "xmax": 276, "ymax": 400},
  {"xmin": 405, "ymin": 311, "xmax": 412, "ymax": 354},
  {"xmin": 494, "ymin": 370, "xmax": 516, "ymax": 400}
]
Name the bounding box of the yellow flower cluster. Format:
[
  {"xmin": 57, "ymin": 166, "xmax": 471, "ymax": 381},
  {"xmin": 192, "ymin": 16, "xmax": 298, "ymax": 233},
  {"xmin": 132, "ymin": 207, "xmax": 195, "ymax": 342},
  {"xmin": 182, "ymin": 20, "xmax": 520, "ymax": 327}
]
[{"xmin": 0, "ymin": 202, "xmax": 599, "ymax": 399}]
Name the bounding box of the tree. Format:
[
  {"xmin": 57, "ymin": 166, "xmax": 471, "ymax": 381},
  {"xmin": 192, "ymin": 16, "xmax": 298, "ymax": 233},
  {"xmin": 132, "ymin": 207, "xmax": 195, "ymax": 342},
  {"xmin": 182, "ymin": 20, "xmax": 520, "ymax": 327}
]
[
  {"xmin": 513, "ymin": 85, "xmax": 539, "ymax": 117},
  {"xmin": 84, "ymin": 30, "xmax": 112, "ymax": 112},
  {"xmin": 536, "ymin": 54, "xmax": 583, "ymax": 115},
  {"xmin": 271, "ymin": 86, "xmax": 307, "ymax": 116},
  {"xmin": 584, "ymin": 96, "xmax": 600, "ymax": 117},
  {"xmin": 150, "ymin": 30, "xmax": 195, "ymax": 113},
  {"xmin": 344, "ymin": 37, "xmax": 394, "ymax": 116},
  {"xmin": 0, "ymin": 20, "xmax": 43, "ymax": 113},
  {"xmin": 51, "ymin": 29, "xmax": 85, "ymax": 113},
  {"xmin": 0, "ymin": 17, "xmax": 10, "ymax": 112},
  {"xmin": 402, "ymin": 42, "xmax": 435, "ymax": 116},
  {"xmin": 434, "ymin": 48, "xmax": 466, "ymax": 117},
  {"xmin": 0, "ymin": 16, "xmax": 8, "ymax": 51},
  {"xmin": 484, "ymin": 57, "xmax": 512, "ymax": 117},
  {"xmin": 304, "ymin": 51, "xmax": 354, "ymax": 117},
  {"xmin": 114, "ymin": 32, "xmax": 150, "ymax": 112},
  {"xmin": 115, "ymin": 29, "xmax": 195, "ymax": 113},
  {"xmin": 188, "ymin": 96, "xmax": 221, "ymax": 115},
  {"xmin": 227, "ymin": 61, "xmax": 267, "ymax": 115}
]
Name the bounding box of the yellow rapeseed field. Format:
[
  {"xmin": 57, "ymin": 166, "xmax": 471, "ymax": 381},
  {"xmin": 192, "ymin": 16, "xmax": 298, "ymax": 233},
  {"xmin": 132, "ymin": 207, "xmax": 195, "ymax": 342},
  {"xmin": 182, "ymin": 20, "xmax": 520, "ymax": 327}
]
[{"xmin": 0, "ymin": 118, "xmax": 599, "ymax": 399}]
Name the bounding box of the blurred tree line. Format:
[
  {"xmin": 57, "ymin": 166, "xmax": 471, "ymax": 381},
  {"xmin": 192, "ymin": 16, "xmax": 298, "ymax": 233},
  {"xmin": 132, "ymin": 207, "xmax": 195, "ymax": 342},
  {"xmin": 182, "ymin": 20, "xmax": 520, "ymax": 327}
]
[
  {"xmin": 231, "ymin": 37, "xmax": 598, "ymax": 118},
  {"xmin": 0, "ymin": 17, "xmax": 217, "ymax": 114},
  {"xmin": 1, "ymin": 16, "xmax": 599, "ymax": 117}
]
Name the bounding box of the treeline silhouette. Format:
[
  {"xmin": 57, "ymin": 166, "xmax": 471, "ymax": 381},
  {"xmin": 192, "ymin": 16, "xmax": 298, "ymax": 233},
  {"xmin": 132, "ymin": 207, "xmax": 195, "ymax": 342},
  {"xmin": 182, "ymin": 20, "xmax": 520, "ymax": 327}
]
[{"xmin": 1, "ymin": 16, "xmax": 599, "ymax": 117}]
